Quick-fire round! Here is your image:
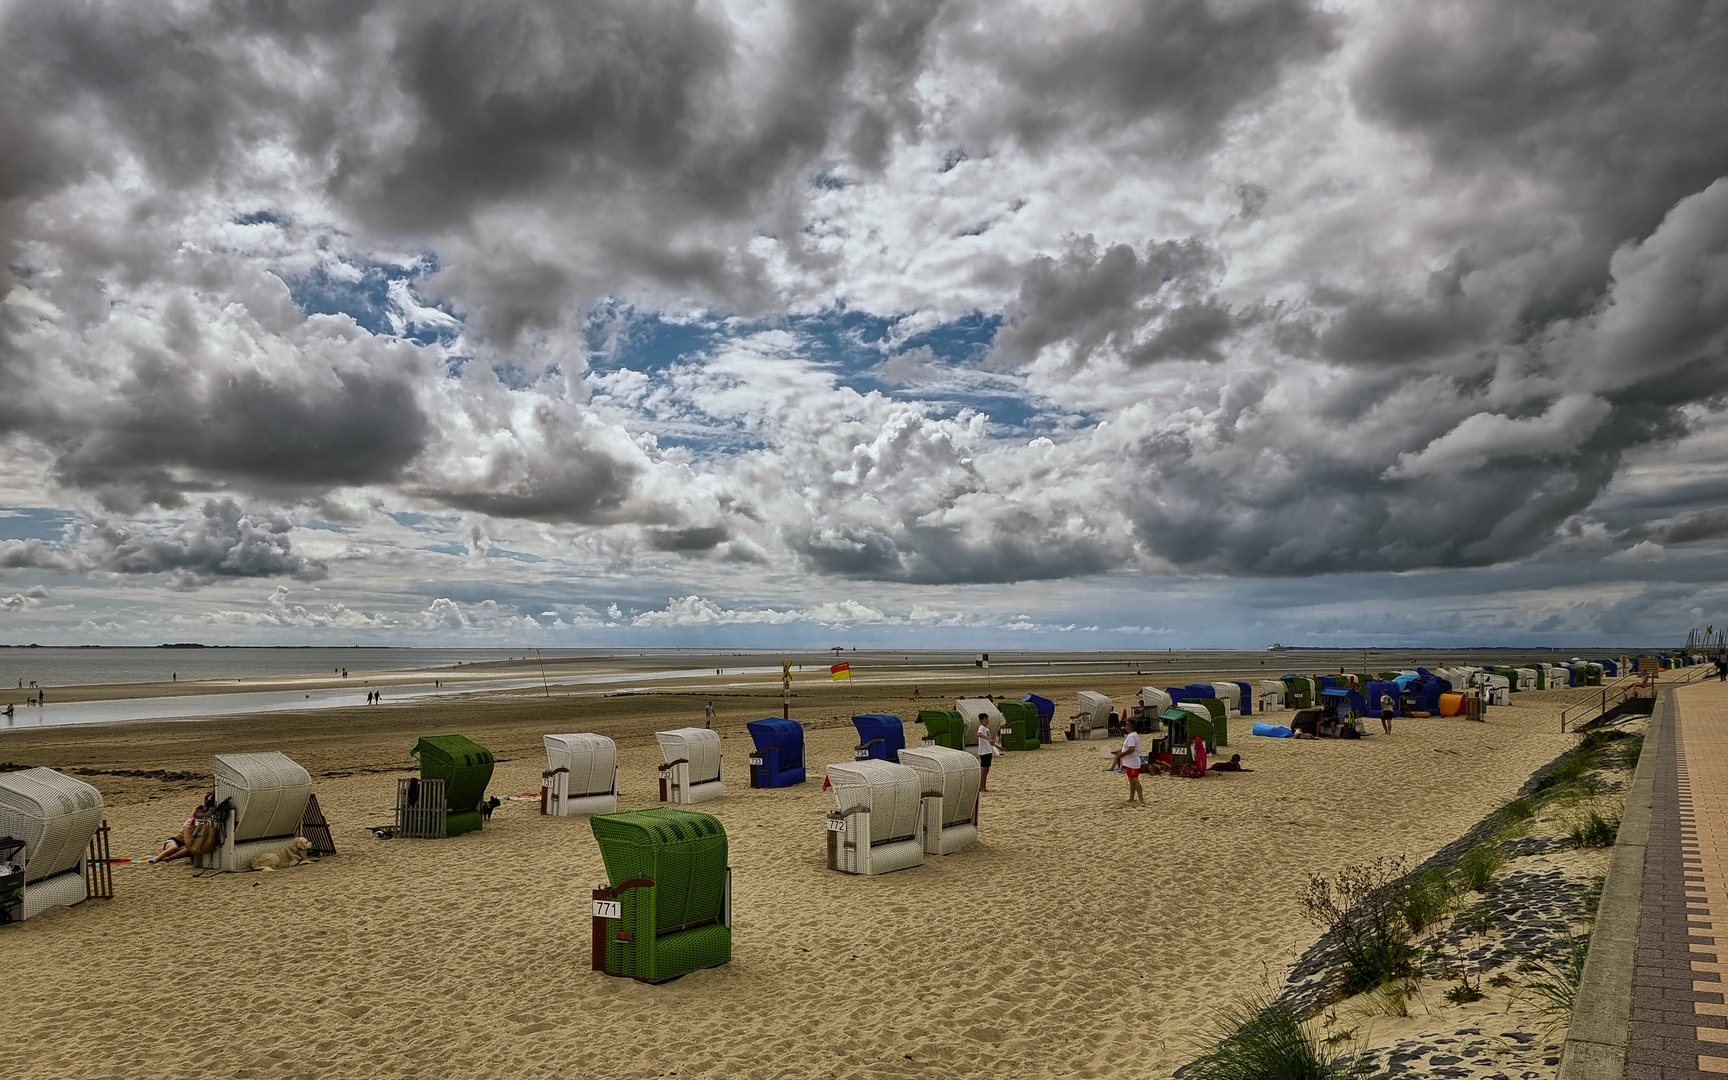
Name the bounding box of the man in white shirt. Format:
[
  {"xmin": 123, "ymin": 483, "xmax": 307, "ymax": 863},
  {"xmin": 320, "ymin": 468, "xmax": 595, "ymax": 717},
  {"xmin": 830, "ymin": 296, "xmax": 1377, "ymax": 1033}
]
[{"xmin": 1110, "ymin": 718, "xmax": 1146, "ymax": 805}]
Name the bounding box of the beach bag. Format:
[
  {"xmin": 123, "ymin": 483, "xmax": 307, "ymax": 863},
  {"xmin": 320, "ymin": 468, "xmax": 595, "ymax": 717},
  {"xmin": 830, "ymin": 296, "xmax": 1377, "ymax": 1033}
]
[{"xmin": 188, "ymin": 815, "xmax": 221, "ymax": 856}]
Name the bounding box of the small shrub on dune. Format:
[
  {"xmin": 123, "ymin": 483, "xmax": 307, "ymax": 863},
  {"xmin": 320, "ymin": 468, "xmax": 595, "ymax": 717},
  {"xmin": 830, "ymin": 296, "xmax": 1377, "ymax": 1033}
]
[
  {"xmin": 1564, "ymin": 806, "xmax": 1622, "ymax": 848},
  {"xmin": 1184, "ymin": 996, "xmax": 1358, "ymax": 1080},
  {"xmin": 1403, "ymin": 869, "xmax": 1459, "ymax": 935},
  {"xmin": 1456, "ymin": 843, "xmax": 1507, "ymax": 893},
  {"xmin": 1299, "ymin": 858, "xmax": 1418, "ymax": 996}
]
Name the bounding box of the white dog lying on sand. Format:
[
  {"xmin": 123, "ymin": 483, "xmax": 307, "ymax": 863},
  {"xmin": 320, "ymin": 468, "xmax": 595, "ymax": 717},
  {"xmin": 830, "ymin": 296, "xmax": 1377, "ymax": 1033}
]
[{"xmin": 249, "ymin": 836, "xmax": 312, "ymax": 872}]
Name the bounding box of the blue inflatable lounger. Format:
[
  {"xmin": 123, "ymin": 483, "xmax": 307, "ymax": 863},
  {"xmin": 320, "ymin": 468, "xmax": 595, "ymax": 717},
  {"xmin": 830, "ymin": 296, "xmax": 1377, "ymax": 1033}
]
[
  {"xmin": 745, "ymin": 718, "xmax": 807, "ymax": 788},
  {"xmin": 851, "ymin": 714, "xmax": 905, "ymax": 762}
]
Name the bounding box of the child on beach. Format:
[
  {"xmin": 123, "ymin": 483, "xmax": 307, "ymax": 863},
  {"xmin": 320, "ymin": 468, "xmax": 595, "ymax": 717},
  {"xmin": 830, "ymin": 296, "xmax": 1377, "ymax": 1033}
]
[
  {"xmin": 1110, "ymin": 719, "xmax": 1145, "ymax": 805},
  {"xmin": 976, "ymin": 713, "xmax": 1001, "ymax": 791}
]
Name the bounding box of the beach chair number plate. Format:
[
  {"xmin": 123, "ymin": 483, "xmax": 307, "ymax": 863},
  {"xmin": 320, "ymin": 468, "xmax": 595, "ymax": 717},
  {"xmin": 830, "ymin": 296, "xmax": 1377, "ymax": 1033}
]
[
  {"xmin": 592, "ymin": 899, "xmax": 622, "ymax": 919},
  {"xmin": 854, "ymin": 749, "xmax": 870, "ymax": 759},
  {"xmin": 826, "ymin": 818, "xmax": 847, "ymax": 832},
  {"xmin": 748, "ymin": 756, "xmax": 763, "ymax": 766}
]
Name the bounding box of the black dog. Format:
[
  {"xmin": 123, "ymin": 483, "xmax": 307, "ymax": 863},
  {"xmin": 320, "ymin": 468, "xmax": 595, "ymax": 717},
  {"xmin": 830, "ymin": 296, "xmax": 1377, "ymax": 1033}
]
[{"xmin": 481, "ymin": 795, "xmax": 502, "ymax": 820}]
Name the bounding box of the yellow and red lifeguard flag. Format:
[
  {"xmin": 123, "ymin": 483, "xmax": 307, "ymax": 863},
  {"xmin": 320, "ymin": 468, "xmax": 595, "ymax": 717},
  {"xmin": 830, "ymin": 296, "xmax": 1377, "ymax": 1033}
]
[{"xmin": 830, "ymin": 662, "xmax": 851, "ymax": 680}]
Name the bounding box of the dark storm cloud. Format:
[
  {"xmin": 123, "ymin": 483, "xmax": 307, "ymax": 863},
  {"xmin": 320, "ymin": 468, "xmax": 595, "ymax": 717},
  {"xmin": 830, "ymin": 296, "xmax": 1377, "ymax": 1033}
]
[
  {"xmin": 49, "ymin": 368, "xmax": 429, "ymax": 511},
  {"xmin": 0, "ymin": 500, "xmax": 323, "ymax": 588},
  {"xmin": 1353, "ymin": 0, "xmax": 1728, "ymax": 321},
  {"xmin": 992, "ymin": 236, "xmax": 1232, "ymax": 368},
  {"xmin": 791, "ymin": 514, "xmax": 1127, "ymax": 585},
  {"xmin": 970, "ymin": 0, "xmax": 1339, "ymax": 152},
  {"xmin": 646, "ymin": 526, "xmax": 730, "ymax": 552}
]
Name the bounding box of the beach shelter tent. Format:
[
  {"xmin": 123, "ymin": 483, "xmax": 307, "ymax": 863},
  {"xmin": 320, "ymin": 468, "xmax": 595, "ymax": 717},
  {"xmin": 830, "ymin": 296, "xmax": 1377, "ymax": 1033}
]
[
  {"xmin": 824, "ymin": 760, "xmax": 924, "ymax": 875},
  {"xmin": 898, "ymin": 745, "xmax": 981, "ymax": 855},
  {"xmin": 918, "ymin": 709, "xmax": 966, "ymax": 751},
  {"xmin": 199, "ymin": 752, "xmax": 314, "ymax": 869},
  {"xmin": 0, "ymin": 767, "xmax": 103, "ymax": 920},
  {"xmin": 590, "ymin": 808, "xmax": 731, "ymax": 982},
  {"xmin": 1022, "ymin": 694, "xmax": 1057, "ymax": 743},
  {"xmin": 1231, "ymin": 681, "xmax": 1254, "ymax": 716},
  {"xmin": 1257, "ymin": 680, "xmax": 1286, "ymax": 713},
  {"xmin": 851, "ymin": 715, "xmax": 905, "ymax": 762},
  {"xmin": 542, "ymin": 734, "xmax": 619, "ymax": 817},
  {"xmin": 655, "ymin": 728, "xmax": 724, "ymax": 805},
  {"xmin": 410, "ymin": 736, "xmax": 495, "ymax": 836},
  {"xmin": 997, "ymin": 700, "xmax": 1041, "ymax": 751},
  {"xmin": 745, "ymin": 719, "xmax": 807, "ymax": 788},
  {"xmin": 1072, "ymin": 692, "xmax": 1113, "ymax": 740},
  {"xmin": 955, "ymin": 699, "xmax": 1005, "ymax": 754}
]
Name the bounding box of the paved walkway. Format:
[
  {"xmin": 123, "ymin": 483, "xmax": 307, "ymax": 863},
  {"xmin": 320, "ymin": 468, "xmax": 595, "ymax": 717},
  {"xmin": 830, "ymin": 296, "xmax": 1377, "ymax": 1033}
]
[{"xmin": 1633, "ymin": 679, "xmax": 1728, "ymax": 1079}]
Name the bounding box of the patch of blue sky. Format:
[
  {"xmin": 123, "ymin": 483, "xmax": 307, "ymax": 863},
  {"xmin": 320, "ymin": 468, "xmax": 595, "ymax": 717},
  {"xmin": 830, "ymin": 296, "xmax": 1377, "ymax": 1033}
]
[
  {"xmin": 586, "ymin": 304, "xmax": 729, "ymax": 373},
  {"xmin": 422, "ymin": 542, "xmax": 467, "ymax": 556},
  {"xmin": 391, "ymin": 511, "xmax": 433, "ymax": 528},
  {"xmin": 486, "ymin": 547, "xmax": 543, "ymax": 563},
  {"xmin": 285, "ymin": 252, "xmax": 461, "ymax": 347},
  {"xmin": 0, "ymin": 508, "xmax": 76, "ymax": 541},
  {"xmin": 233, "ymin": 209, "xmax": 287, "ymax": 227},
  {"xmin": 299, "ymin": 519, "xmax": 350, "ymax": 533}
]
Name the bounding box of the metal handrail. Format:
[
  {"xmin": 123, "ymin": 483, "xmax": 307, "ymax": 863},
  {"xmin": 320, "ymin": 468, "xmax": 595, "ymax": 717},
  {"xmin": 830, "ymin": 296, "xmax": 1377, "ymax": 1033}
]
[{"xmin": 1560, "ymin": 675, "xmax": 1642, "ymax": 733}]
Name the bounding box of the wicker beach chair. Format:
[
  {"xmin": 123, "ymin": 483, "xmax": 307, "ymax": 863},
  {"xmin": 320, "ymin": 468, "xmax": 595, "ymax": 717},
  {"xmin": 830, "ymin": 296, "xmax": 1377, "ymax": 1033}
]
[
  {"xmin": 0, "ymin": 767, "xmax": 104, "ymax": 920},
  {"xmin": 1257, "ymin": 680, "xmax": 1285, "ymax": 713},
  {"xmin": 996, "ymin": 700, "xmax": 1041, "ymax": 751},
  {"xmin": 590, "ymin": 808, "xmax": 731, "ymax": 982},
  {"xmin": 851, "ymin": 714, "xmax": 905, "ymax": 762},
  {"xmin": 543, "ymin": 734, "xmax": 619, "ymax": 816},
  {"xmin": 824, "ymin": 760, "xmax": 924, "ymax": 875},
  {"xmin": 745, "ymin": 718, "xmax": 807, "ymax": 788},
  {"xmin": 197, "ymin": 752, "xmax": 313, "ymax": 871},
  {"xmin": 409, "ymin": 735, "xmax": 495, "ymax": 837},
  {"xmin": 954, "ymin": 698, "xmax": 1004, "ymax": 755},
  {"xmin": 1072, "ymin": 691, "xmax": 1113, "ymax": 740},
  {"xmin": 896, "ymin": 745, "xmax": 980, "ymax": 856},
  {"xmin": 656, "ymin": 728, "xmax": 724, "ymax": 804}
]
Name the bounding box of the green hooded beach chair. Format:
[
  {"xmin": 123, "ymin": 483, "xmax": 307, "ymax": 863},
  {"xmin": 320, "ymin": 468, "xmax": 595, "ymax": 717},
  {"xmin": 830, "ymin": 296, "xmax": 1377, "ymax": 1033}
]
[
  {"xmin": 410, "ymin": 734, "xmax": 495, "ymax": 837},
  {"xmin": 589, "ymin": 808, "xmax": 731, "ymax": 983}
]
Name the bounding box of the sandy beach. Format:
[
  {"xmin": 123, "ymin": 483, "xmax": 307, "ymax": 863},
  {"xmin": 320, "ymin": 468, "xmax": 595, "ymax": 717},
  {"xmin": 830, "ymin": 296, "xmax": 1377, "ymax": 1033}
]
[{"xmin": 3, "ymin": 664, "xmax": 1600, "ymax": 1080}]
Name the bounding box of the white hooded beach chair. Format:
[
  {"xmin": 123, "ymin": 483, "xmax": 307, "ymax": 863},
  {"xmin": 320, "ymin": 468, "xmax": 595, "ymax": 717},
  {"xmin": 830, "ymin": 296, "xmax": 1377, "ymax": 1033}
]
[
  {"xmin": 824, "ymin": 760, "xmax": 924, "ymax": 875},
  {"xmin": 954, "ymin": 698, "xmax": 1005, "ymax": 755},
  {"xmin": 1209, "ymin": 683, "xmax": 1242, "ymax": 714},
  {"xmin": 542, "ymin": 734, "xmax": 618, "ymax": 816},
  {"xmin": 198, "ymin": 753, "xmax": 313, "ymax": 872},
  {"xmin": 1138, "ymin": 687, "xmax": 1173, "ymax": 716},
  {"xmin": 656, "ymin": 728, "xmax": 724, "ymax": 804},
  {"xmin": 1257, "ymin": 680, "xmax": 1286, "ymax": 712},
  {"xmin": 0, "ymin": 767, "xmax": 104, "ymax": 920},
  {"xmin": 897, "ymin": 745, "xmax": 980, "ymax": 855},
  {"xmin": 1072, "ymin": 691, "xmax": 1113, "ymax": 740}
]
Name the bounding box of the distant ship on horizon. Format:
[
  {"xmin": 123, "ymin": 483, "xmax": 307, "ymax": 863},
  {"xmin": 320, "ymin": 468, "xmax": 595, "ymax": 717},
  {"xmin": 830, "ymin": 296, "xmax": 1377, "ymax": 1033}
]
[{"xmin": 1267, "ymin": 643, "xmax": 1288, "ymax": 651}]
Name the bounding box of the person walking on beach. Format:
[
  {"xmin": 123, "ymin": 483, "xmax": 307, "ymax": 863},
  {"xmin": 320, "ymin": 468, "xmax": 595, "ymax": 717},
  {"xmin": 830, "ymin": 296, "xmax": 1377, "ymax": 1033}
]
[
  {"xmin": 1111, "ymin": 718, "xmax": 1146, "ymax": 805},
  {"xmin": 1379, "ymin": 690, "xmax": 1394, "ymax": 735},
  {"xmin": 976, "ymin": 712, "xmax": 1002, "ymax": 792},
  {"xmin": 704, "ymin": 701, "xmax": 715, "ymax": 727}
]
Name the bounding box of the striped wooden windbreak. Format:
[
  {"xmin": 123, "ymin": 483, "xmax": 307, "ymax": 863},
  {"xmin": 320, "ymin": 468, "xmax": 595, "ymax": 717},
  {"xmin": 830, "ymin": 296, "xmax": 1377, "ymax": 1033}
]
[
  {"xmin": 395, "ymin": 778, "xmax": 447, "ymax": 839},
  {"xmin": 300, "ymin": 794, "xmax": 337, "ymax": 856},
  {"xmin": 84, "ymin": 821, "xmax": 114, "ymax": 900}
]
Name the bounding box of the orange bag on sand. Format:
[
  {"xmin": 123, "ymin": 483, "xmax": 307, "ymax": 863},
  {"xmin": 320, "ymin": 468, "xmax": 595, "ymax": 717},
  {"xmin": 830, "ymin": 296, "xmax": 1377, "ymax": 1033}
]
[
  {"xmin": 1411, "ymin": 710, "xmax": 1432, "ymax": 718},
  {"xmin": 1439, "ymin": 692, "xmax": 1466, "ymax": 717}
]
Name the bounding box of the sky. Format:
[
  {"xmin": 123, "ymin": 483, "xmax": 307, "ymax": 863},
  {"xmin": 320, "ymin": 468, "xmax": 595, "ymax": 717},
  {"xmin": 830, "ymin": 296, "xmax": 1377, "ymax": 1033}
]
[{"xmin": 0, "ymin": 0, "xmax": 1725, "ymax": 649}]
